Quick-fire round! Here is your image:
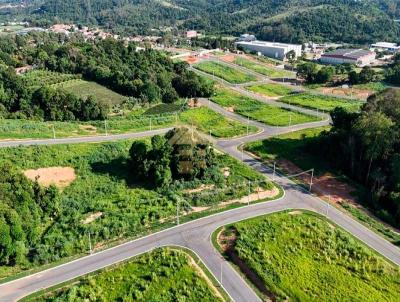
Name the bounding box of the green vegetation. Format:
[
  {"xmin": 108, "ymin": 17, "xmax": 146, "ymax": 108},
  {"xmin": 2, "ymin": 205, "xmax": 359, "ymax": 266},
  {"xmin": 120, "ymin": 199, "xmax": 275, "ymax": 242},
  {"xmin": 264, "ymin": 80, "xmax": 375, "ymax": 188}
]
[
  {"xmin": 279, "ymin": 93, "xmax": 362, "ymax": 112},
  {"xmin": 234, "ymin": 57, "xmax": 295, "ymax": 78},
  {"xmin": 24, "ymin": 248, "xmax": 222, "ymax": 302},
  {"xmin": 0, "ymin": 136, "xmax": 271, "ymax": 279},
  {"xmin": 22, "ymin": 70, "xmax": 81, "ymax": 88},
  {"xmin": 353, "ymin": 82, "xmax": 389, "ymax": 92},
  {"xmin": 211, "ymin": 87, "xmax": 321, "ymax": 126},
  {"xmin": 179, "ymin": 107, "xmax": 258, "ymax": 138},
  {"xmin": 52, "ymin": 79, "xmax": 127, "ymax": 106},
  {"xmin": 246, "ymin": 83, "xmax": 294, "ymax": 97},
  {"xmin": 218, "ymin": 211, "xmax": 400, "ymax": 301},
  {"xmin": 194, "ymin": 61, "xmax": 257, "ymax": 84},
  {"xmin": 245, "ymin": 126, "xmax": 330, "ymax": 173}
]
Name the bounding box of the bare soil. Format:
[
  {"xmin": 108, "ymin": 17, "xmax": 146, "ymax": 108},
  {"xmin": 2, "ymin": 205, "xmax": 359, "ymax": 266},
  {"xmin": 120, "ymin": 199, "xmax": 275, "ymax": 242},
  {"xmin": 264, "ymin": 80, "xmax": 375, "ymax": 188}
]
[
  {"xmin": 317, "ymin": 87, "xmax": 373, "ymax": 100},
  {"xmin": 24, "ymin": 167, "xmax": 76, "ymax": 188},
  {"xmin": 82, "ymin": 212, "xmax": 103, "ymax": 224}
]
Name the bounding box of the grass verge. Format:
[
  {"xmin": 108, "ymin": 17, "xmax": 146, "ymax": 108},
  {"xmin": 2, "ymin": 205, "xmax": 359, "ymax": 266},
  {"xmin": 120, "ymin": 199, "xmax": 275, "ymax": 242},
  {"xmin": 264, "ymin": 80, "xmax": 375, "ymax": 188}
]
[{"xmin": 194, "ymin": 61, "xmax": 257, "ymax": 84}]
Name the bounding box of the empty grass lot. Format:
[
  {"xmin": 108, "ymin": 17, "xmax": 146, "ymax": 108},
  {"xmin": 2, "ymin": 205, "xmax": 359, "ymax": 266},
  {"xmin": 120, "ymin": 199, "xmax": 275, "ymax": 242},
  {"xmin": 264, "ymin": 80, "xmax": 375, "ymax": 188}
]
[
  {"xmin": 211, "ymin": 87, "xmax": 321, "ymax": 126},
  {"xmin": 279, "ymin": 93, "xmax": 362, "ymax": 112},
  {"xmin": 218, "ymin": 211, "xmax": 400, "ymax": 301},
  {"xmin": 247, "ymin": 83, "xmax": 294, "ymax": 97},
  {"xmin": 179, "ymin": 107, "xmax": 258, "ymax": 138},
  {"xmin": 24, "ymin": 248, "xmax": 222, "ymax": 302},
  {"xmin": 194, "ymin": 61, "xmax": 257, "ymax": 84},
  {"xmin": 53, "ymin": 79, "xmax": 127, "ymax": 105},
  {"xmin": 234, "ymin": 57, "xmax": 295, "ymax": 78}
]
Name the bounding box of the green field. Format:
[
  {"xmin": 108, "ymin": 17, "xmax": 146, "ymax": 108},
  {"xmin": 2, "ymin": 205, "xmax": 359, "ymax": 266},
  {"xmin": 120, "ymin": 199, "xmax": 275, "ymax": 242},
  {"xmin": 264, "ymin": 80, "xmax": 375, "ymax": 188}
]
[
  {"xmin": 0, "ymin": 139, "xmax": 271, "ymax": 279},
  {"xmin": 211, "ymin": 87, "xmax": 321, "ymax": 126},
  {"xmin": 22, "ymin": 70, "xmax": 81, "ymax": 88},
  {"xmin": 217, "ymin": 211, "xmax": 400, "ymax": 301},
  {"xmin": 0, "ymin": 115, "xmax": 175, "ymax": 140},
  {"xmin": 353, "ymin": 82, "xmax": 389, "ymax": 92},
  {"xmin": 24, "ymin": 248, "xmax": 222, "ymax": 302},
  {"xmin": 194, "ymin": 61, "xmax": 257, "ymax": 84},
  {"xmin": 179, "ymin": 107, "xmax": 258, "ymax": 138},
  {"xmin": 53, "ymin": 79, "xmax": 127, "ymax": 105},
  {"xmin": 234, "ymin": 57, "xmax": 295, "ymax": 78},
  {"xmin": 247, "ymin": 83, "xmax": 294, "ymax": 97},
  {"xmin": 279, "ymin": 93, "xmax": 362, "ymax": 112}
]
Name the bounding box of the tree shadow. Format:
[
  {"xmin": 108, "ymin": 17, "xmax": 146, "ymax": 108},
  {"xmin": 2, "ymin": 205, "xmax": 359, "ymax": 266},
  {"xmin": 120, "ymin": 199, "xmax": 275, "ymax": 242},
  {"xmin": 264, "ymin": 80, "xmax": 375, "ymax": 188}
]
[{"xmin": 90, "ymin": 157, "xmax": 153, "ymax": 189}]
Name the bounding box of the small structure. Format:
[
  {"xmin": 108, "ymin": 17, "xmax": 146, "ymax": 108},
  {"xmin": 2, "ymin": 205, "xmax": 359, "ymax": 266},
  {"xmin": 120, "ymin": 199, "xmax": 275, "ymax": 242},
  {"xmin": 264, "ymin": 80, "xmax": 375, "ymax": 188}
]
[
  {"xmin": 320, "ymin": 49, "xmax": 375, "ymax": 66},
  {"xmin": 235, "ymin": 40, "xmax": 302, "ymax": 60},
  {"xmin": 15, "ymin": 65, "xmax": 34, "ymax": 75},
  {"xmin": 166, "ymin": 127, "xmax": 211, "ymax": 177},
  {"xmin": 370, "ymin": 42, "xmax": 400, "ymax": 53},
  {"xmin": 186, "ymin": 30, "xmax": 198, "ymax": 38},
  {"xmin": 238, "ymin": 34, "xmax": 256, "ymax": 42}
]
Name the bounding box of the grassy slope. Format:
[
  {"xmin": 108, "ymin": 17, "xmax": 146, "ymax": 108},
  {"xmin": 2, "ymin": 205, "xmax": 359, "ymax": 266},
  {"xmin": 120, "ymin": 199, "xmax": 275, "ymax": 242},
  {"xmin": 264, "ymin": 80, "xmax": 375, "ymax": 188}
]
[
  {"xmin": 234, "ymin": 57, "xmax": 295, "ymax": 78},
  {"xmin": 228, "ymin": 211, "xmax": 400, "ymax": 301},
  {"xmin": 211, "ymin": 87, "xmax": 320, "ymax": 126},
  {"xmin": 279, "ymin": 93, "xmax": 362, "ymax": 112},
  {"xmin": 53, "ymin": 79, "xmax": 127, "ymax": 105},
  {"xmin": 247, "ymin": 83, "xmax": 294, "ymax": 97},
  {"xmin": 25, "ymin": 248, "xmax": 221, "ymax": 302},
  {"xmin": 179, "ymin": 107, "xmax": 258, "ymax": 138},
  {"xmin": 194, "ymin": 61, "xmax": 257, "ymax": 84}
]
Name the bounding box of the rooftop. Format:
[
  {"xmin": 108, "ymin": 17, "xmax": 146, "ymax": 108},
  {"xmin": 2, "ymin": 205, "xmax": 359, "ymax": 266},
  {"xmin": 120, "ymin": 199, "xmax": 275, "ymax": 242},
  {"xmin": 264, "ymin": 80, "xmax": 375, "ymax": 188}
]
[
  {"xmin": 236, "ymin": 40, "xmax": 301, "ymax": 48},
  {"xmin": 322, "ymin": 49, "xmax": 374, "ymax": 59}
]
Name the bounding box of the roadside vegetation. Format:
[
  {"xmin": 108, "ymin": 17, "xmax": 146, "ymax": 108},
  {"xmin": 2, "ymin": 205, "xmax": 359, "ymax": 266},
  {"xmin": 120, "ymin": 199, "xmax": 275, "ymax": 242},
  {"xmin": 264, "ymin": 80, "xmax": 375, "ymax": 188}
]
[
  {"xmin": 24, "ymin": 248, "xmax": 223, "ymax": 302},
  {"xmin": 279, "ymin": 92, "xmax": 362, "ymax": 112},
  {"xmin": 234, "ymin": 57, "xmax": 295, "ymax": 78},
  {"xmin": 0, "ymin": 131, "xmax": 274, "ymax": 279},
  {"xmin": 211, "ymin": 87, "xmax": 321, "ymax": 126},
  {"xmin": 217, "ymin": 211, "xmax": 400, "ymax": 301},
  {"xmin": 179, "ymin": 107, "xmax": 258, "ymax": 138},
  {"xmin": 194, "ymin": 61, "xmax": 257, "ymax": 84},
  {"xmin": 246, "ymin": 83, "xmax": 294, "ymax": 97}
]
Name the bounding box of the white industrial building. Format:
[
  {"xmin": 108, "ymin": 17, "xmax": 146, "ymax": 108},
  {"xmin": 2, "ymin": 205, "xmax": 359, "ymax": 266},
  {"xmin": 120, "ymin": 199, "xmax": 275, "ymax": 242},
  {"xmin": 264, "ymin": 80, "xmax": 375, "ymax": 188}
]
[
  {"xmin": 320, "ymin": 49, "xmax": 375, "ymax": 66},
  {"xmin": 370, "ymin": 42, "xmax": 400, "ymax": 52},
  {"xmin": 235, "ymin": 40, "xmax": 302, "ymax": 60}
]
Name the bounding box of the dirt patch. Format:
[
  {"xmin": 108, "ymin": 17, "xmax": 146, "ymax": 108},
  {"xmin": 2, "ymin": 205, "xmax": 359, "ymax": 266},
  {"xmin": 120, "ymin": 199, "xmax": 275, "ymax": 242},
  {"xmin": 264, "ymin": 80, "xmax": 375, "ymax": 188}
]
[
  {"xmin": 225, "ymin": 106, "xmax": 235, "ymax": 113},
  {"xmin": 187, "ymin": 98, "xmax": 202, "ymax": 108},
  {"xmin": 288, "ymin": 210, "xmax": 303, "ymax": 215},
  {"xmin": 184, "ymin": 184, "xmax": 215, "ymax": 194},
  {"xmin": 217, "ymin": 227, "xmax": 275, "ymax": 300},
  {"xmin": 82, "ymin": 212, "xmax": 103, "ymax": 224},
  {"xmin": 24, "ymin": 167, "xmax": 76, "ymax": 188},
  {"xmin": 317, "ymin": 87, "xmax": 373, "ymax": 100},
  {"xmin": 221, "ymin": 167, "xmax": 230, "ymax": 177},
  {"xmin": 185, "ymin": 56, "xmax": 199, "ymax": 65},
  {"xmin": 79, "ymin": 125, "xmax": 97, "ymax": 133},
  {"xmin": 220, "ymin": 187, "xmax": 280, "ymax": 206},
  {"xmin": 220, "ymin": 54, "xmax": 235, "ymax": 63}
]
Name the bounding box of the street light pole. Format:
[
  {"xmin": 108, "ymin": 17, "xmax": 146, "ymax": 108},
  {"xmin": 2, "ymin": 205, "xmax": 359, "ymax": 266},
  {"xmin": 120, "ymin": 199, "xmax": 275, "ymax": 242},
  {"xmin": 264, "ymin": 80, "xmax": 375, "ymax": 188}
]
[
  {"xmin": 272, "ymin": 162, "xmax": 276, "ymax": 181},
  {"xmin": 176, "ymin": 198, "xmax": 180, "ymax": 225},
  {"xmin": 309, "ymin": 169, "xmax": 314, "ymax": 192},
  {"xmin": 88, "ymin": 232, "xmax": 92, "ymax": 254}
]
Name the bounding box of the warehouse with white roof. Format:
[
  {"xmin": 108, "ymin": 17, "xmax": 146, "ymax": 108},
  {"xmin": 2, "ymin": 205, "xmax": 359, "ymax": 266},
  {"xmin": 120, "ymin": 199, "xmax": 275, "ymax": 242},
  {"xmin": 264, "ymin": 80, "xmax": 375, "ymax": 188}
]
[{"xmin": 235, "ymin": 40, "xmax": 302, "ymax": 60}]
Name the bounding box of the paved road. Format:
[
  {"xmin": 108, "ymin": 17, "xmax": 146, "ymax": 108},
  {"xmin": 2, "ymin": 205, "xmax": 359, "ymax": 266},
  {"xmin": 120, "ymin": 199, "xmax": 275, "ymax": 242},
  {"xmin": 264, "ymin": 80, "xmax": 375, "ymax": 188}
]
[{"xmin": 0, "ymin": 95, "xmax": 399, "ymax": 301}]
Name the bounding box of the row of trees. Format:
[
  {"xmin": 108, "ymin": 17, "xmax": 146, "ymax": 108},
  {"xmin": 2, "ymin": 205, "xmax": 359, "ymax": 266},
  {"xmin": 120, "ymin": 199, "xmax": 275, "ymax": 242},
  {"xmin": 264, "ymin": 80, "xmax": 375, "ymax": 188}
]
[{"xmin": 317, "ymin": 89, "xmax": 400, "ymax": 226}]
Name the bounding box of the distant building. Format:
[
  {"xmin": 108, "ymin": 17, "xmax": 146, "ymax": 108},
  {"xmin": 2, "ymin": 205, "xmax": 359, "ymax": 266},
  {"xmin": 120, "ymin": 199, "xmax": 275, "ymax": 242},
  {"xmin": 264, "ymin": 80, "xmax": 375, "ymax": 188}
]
[
  {"xmin": 235, "ymin": 40, "xmax": 302, "ymax": 60},
  {"xmin": 320, "ymin": 49, "xmax": 375, "ymax": 66},
  {"xmin": 238, "ymin": 34, "xmax": 256, "ymax": 42},
  {"xmin": 186, "ymin": 30, "xmax": 198, "ymax": 38},
  {"xmin": 370, "ymin": 42, "xmax": 400, "ymax": 52}
]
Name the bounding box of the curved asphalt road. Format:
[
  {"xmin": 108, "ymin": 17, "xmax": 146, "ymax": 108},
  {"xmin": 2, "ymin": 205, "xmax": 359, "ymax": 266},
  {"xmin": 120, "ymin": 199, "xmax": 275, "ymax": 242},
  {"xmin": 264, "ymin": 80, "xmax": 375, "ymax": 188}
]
[{"xmin": 0, "ymin": 75, "xmax": 399, "ymax": 301}]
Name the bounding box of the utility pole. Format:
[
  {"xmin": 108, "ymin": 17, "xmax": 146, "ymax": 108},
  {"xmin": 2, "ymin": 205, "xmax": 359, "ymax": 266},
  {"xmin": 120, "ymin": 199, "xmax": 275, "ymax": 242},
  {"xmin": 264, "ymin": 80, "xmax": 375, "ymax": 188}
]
[
  {"xmin": 272, "ymin": 162, "xmax": 276, "ymax": 181},
  {"xmin": 209, "ymin": 129, "xmax": 212, "ymax": 137},
  {"xmin": 176, "ymin": 198, "xmax": 180, "ymax": 225},
  {"xmin": 248, "ymin": 180, "xmax": 251, "ymax": 205},
  {"xmin": 88, "ymin": 232, "xmax": 92, "ymax": 254},
  {"xmin": 52, "ymin": 125, "xmax": 56, "ymax": 139},
  {"xmin": 289, "ymin": 113, "xmax": 292, "ymax": 127},
  {"xmin": 104, "ymin": 120, "xmax": 108, "ymax": 136},
  {"xmin": 309, "ymin": 169, "xmax": 314, "ymax": 192},
  {"xmin": 149, "ymin": 117, "xmax": 152, "ymax": 131},
  {"xmin": 247, "ymin": 115, "xmax": 249, "ymax": 136},
  {"xmin": 220, "ymin": 261, "xmax": 223, "ymax": 284}
]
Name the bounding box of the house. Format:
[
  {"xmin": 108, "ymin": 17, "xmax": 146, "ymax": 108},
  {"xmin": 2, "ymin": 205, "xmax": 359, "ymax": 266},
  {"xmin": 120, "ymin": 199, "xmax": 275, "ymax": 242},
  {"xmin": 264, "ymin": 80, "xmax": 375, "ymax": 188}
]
[
  {"xmin": 370, "ymin": 42, "xmax": 400, "ymax": 53},
  {"xmin": 320, "ymin": 49, "xmax": 375, "ymax": 66},
  {"xmin": 186, "ymin": 30, "xmax": 198, "ymax": 38},
  {"xmin": 235, "ymin": 40, "xmax": 302, "ymax": 60}
]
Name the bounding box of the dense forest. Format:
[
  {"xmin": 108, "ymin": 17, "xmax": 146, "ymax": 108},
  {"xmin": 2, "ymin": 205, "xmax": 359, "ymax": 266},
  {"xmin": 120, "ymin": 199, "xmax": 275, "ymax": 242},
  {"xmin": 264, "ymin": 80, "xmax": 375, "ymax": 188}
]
[
  {"xmin": 3, "ymin": 0, "xmax": 400, "ymax": 44},
  {"xmin": 0, "ymin": 33, "xmax": 212, "ymax": 121},
  {"xmin": 317, "ymin": 89, "xmax": 400, "ymax": 227}
]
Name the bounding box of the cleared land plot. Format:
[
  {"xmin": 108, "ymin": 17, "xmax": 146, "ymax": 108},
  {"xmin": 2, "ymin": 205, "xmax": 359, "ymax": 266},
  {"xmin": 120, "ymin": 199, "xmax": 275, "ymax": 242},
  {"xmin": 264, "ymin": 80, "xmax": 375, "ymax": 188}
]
[
  {"xmin": 234, "ymin": 57, "xmax": 295, "ymax": 78},
  {"xmin": 279, "ymin": 92, "xmax": 362, "ymax": 112},
  {"xmin": 247, "ymin": 83, "xmax": 294, "ymax": 97},
  {"xmin": 194, "ymin": 61, "xmax": 257, "ymax": 84},
  {"xmin": 218, "ymin": 211, "xmax": 400, "ymax": 301},
  {"xmin": 24, "ymin": 248, "xmax": 222, "ymax": 302},
  {"xmin": 211, "ymin": 87, "xmax": 321, "ymax": 126},
  {"xmin": 179, "ymin": 107, "xmax": 258, "ymax": 138},
  {"xmin": 22, "ymin": 70, "xmax": 81, "ymax": 88},
  {"xmin": 53, "ymin": 79, "xmax": 127, "ymax": 105},
  {"xmin": 245, "ymin": 127, "xmax": 400, "ymax": 246}
]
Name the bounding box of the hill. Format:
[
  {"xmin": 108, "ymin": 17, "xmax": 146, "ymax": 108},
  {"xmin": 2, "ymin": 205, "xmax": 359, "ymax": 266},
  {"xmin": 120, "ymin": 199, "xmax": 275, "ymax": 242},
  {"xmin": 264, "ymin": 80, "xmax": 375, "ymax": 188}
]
[{"xmin": 4, "ymin": 0, "xmax": 400, "ymax": 44}]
